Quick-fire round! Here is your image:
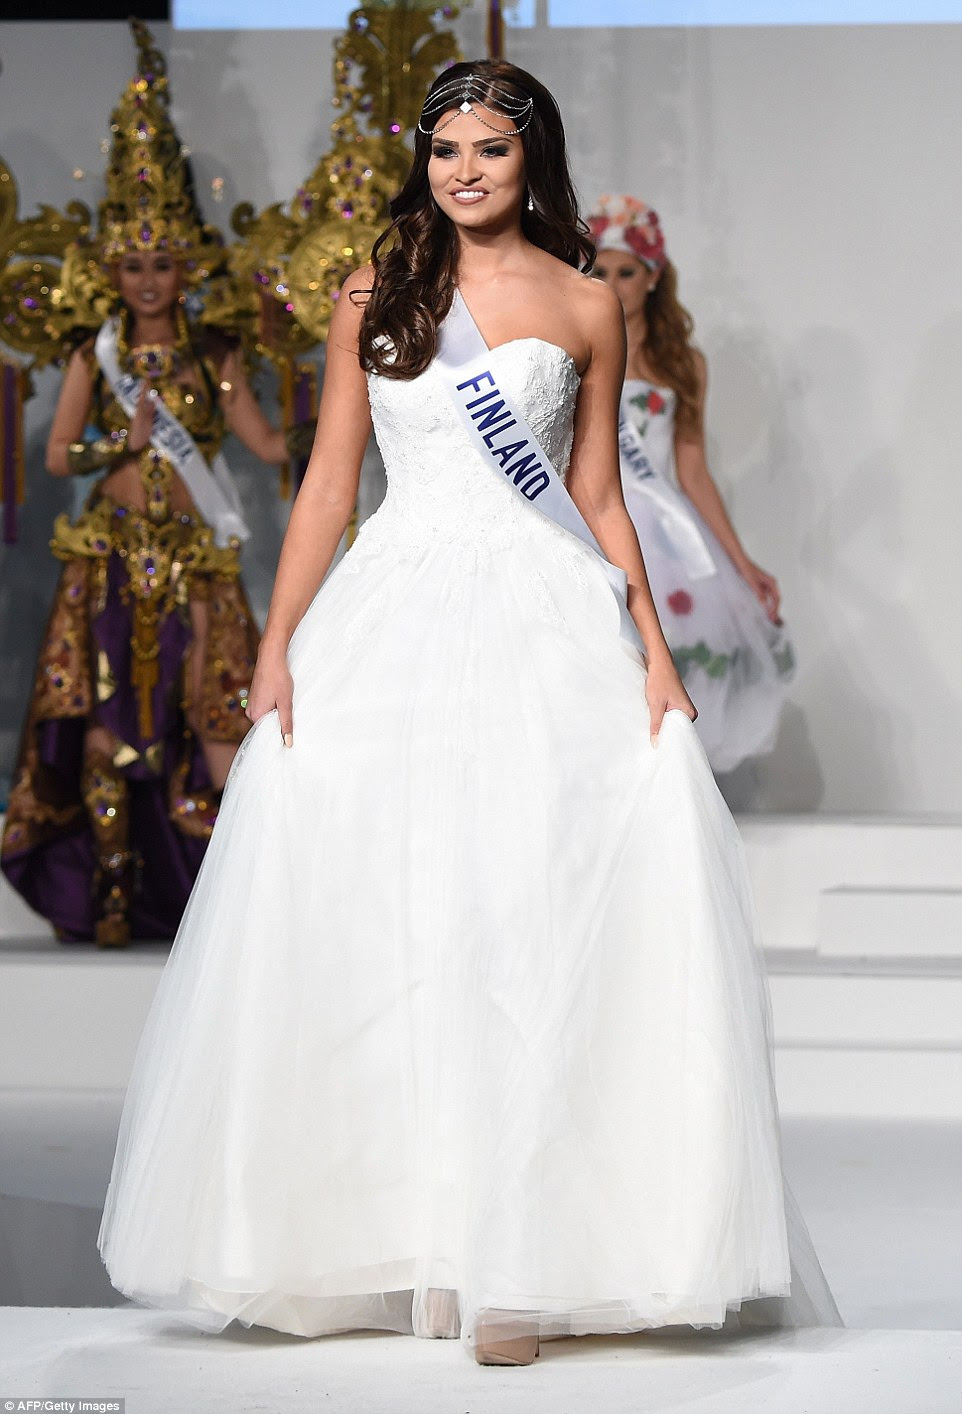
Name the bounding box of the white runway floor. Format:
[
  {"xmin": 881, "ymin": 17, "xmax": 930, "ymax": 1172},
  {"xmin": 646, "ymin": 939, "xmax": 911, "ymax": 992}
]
[{"xmin": 2, "ymin": 1310, "xmax": 959, "ymax": 1414}]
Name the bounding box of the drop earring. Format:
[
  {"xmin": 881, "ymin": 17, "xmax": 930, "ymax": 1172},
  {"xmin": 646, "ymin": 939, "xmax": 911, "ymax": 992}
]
[{"xmin": 527, "ymin": 192, "xmax": 535, "ymax": 213}]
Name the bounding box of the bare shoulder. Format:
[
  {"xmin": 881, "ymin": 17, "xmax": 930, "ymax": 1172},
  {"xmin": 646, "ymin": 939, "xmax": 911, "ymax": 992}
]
[
  {"xmin": 569, "ymin": 269, "xmax": 623, "ymax": 330},
  {"xmin": 560, "ymin": 272, "xmax": 625, "ymax": 376},
  {"xmin": 546, "ymin": 264, "xmax": 623, "ymax": 343},
  {"xmin": 340, "ymin": 263, "xmax": 374, "ymax": 296},
  {"xmin": 56, "ymin": 342, "xmax": 96, "ymax": 405},
  {"xmin": 337, "ymin": 263, "xmax": 374, "ymax": 317},
  {"xmin": 66, "ymin": 340, "xmax": 96, "ymax": 376},
  {"xmin": 330, "ymin": 264, "xmax": 374, "ymax": 349},
  {"xmin": 526, "ymin": 254, "xmax": 621, "ymax": 363}
]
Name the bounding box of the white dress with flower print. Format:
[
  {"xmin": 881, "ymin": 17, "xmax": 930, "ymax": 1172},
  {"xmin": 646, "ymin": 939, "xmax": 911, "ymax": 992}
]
[{"xmin": 621, "ymin": 378, "xmax": 794, "ymax": 773}]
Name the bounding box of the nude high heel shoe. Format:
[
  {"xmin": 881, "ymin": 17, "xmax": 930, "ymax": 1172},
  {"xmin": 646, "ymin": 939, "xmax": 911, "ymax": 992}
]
[{"xmin": 473, "ymin": 1311, "xmax": 540, "ymax": 1366}]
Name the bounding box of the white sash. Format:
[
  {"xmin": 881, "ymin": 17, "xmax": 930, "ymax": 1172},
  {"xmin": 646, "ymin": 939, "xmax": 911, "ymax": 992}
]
[
  {"xmin": 436, "ymin": 290, "xmax": 641, "ymax": 651},
  {"xmin": 618, "ymin": 399, "xmax": 716, "ymax": 581},
  {"xmin": 95, "ymin": 318, "xmax": 250, "ymax": 548}
]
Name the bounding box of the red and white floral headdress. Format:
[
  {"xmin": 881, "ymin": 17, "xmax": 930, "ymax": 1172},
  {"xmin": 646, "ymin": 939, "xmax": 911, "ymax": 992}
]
[{"xmin": 587, "ymin": 195, "xmax": 667, "ymax": 274}]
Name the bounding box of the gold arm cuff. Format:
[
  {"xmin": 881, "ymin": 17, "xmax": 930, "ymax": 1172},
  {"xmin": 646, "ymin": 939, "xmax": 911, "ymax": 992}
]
[{"xmin": 65, "ymin": 435, "xmax": 131, "ymax": 476}]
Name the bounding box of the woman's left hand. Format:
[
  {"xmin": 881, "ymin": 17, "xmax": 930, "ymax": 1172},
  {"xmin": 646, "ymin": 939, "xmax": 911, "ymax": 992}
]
[
  {"xmin": 645, "ymin": 651, "xmax": 697, "ymax": 744},
  {"xmin": 740, "ymin": 559, "xmax": 782, "ymax": 624}
]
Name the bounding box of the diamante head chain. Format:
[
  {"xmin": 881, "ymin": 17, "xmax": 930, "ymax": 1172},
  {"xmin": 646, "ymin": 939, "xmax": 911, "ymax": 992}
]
[{"xmin": 418, "ymin": 74, "xmax": 534, "ymax": 137}]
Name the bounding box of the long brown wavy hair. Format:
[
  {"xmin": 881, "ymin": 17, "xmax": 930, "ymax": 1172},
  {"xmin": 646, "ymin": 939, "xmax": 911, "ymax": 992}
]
[
  {"xmin": 640, "ymin": 259, "xmax": 701, "ymax": 434},
  {"xmin": 358, "ymin": 60, "xmax": 594, "ymax": 380}
]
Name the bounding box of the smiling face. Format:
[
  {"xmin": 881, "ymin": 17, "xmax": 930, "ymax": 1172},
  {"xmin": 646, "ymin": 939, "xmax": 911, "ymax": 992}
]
[
  {"xmin": 592, "ymin": 247, "xmax": 657, "ymax": 321},
  {"xmin": 426, "ymin": 107, "xmax": 526, "ymax": 233},
  {"xmin": 114, "ymin": 249, "xmax": 181, "ymax": 321}
]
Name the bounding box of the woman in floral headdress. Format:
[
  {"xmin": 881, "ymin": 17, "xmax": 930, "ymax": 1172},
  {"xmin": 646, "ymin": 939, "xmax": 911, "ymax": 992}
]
[
  {"xmin": 588, "ymin": 196, "xmax": 793, "ymax": 773},
  {"xmin": 0, "ymin": 24, "xmax": 309, "ymax": 945}
]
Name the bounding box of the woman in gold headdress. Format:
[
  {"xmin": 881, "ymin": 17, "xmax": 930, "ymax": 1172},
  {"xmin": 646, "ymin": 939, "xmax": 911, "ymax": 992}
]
[{"xmin": 1, "ymin": 24, "xmax": 308, "ymax": 946}]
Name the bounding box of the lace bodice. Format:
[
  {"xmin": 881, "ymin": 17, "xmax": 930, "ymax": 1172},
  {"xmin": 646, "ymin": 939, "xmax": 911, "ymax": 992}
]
[
  {"xmin": 358, "ymin": 340, "xmax": 581, "ymax": 559},
  {"xmin": 623, "ymin": 377, "xmax": 677, "ymax": 485}
]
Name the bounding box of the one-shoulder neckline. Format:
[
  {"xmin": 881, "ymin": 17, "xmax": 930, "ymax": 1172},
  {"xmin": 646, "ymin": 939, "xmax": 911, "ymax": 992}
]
[{"xmin": 454, "ymin": 288, "xmax": 582, "ymax": 381}]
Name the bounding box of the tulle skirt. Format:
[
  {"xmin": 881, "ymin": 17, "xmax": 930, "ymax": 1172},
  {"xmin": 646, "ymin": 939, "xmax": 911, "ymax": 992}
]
[
  {"xmin": 98, "ymin": 511, "xmax": 837, "ymax": 1346},
  {"xmin": 623, "ymin": 477, "xmax": 794, "ymax": 773}
]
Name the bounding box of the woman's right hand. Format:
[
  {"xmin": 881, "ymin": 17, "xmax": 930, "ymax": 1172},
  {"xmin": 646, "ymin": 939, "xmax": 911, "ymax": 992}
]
[
  {"xmin": 245, "ymin": 644, "xmax": 294, "ymax": 746},
  {"xmin": 645, "ymin": 648, "xmax": 697, "ymax": 745},
  {"xmin": 738, "ymin": 558, "xmax": 782, "ymax": 625},
  {"xmin": 128, "ymin": 383, "xmax": 157, "ymax": 453}
]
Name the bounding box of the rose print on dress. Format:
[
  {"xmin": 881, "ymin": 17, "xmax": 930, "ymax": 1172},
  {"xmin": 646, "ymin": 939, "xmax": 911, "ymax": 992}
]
[
  {"xmin": 628, "ymin": 386, "xmax": 669, "ymax": 440},
  {"xmin": 667, "ymin": 589, "xmax": 694, "ymax": 615}
]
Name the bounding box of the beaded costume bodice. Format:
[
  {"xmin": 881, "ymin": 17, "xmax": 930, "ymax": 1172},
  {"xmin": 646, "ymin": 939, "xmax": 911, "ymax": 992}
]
[{"xmin": 88, "ymin": 339, "xmax": 226, "ymax": 524}]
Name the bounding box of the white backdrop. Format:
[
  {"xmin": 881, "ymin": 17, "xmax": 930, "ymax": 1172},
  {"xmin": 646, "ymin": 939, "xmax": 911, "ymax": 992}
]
[{"xmin": 0, "ymin": 16, "xmax": 959, "ymax": 813}]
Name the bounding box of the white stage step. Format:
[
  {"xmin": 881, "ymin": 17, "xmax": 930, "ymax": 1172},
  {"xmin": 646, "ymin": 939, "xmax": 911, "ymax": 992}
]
[
  {"xmin": 738, "ymin": 814, "xmax": 962, "ymax": 957},
  {"xmin": 819, "ymin": 886, "xmax": 962, "ymax": 957},
  {"xmin": 769, "ymin": 965, "xmax": 962, "ymax": 1121},
  {"xmin": 0, "ymin": 940, "xmax": 166, "ymax": 1090}
]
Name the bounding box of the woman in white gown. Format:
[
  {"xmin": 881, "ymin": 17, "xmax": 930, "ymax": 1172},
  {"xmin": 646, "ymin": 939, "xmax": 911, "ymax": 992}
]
[
  {"xmin": 98, "ymin": 61, "xmax": 838, "ymax": 1365},
  {"xmin": 588, "ymin": 196, "xmax": 794, "ymax": 772}
]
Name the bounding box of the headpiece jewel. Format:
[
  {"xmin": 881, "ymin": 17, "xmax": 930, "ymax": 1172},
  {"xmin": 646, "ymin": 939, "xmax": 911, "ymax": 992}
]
[{"xmin": 418, "ymin": 73, "xmax": 534, "ymax": 137}]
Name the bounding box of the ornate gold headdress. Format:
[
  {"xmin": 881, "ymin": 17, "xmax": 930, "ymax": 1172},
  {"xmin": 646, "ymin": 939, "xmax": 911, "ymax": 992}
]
[
  {"xmin": 97, "ymin": 19, "xmax": 223, "ymax": 276},
  {"xmin": 50, "ymin": 19, "xmax": 227, "ymax": 340}
]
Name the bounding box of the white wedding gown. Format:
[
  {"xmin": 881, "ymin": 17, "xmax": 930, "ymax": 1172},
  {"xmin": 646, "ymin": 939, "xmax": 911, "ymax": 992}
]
[{"xmin": 99, "ymin": 337, "xmax": 838, "ymax": 1346}]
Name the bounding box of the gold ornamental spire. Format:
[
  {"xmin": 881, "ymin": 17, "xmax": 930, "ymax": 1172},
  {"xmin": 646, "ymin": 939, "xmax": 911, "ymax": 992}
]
[{"xmin": 229, "ymin": 0, "xmax": 463, "ymax": 357}]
